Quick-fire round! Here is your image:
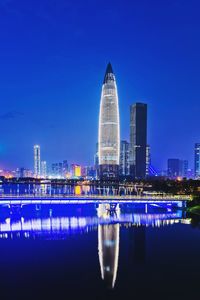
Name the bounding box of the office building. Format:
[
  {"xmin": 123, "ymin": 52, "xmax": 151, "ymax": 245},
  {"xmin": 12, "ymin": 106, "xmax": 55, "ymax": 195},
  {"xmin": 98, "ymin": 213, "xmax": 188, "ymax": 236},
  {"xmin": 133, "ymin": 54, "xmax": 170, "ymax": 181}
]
[
  {"xmin": 119, "ymin": 140, "xmax": 129, "ymax": 176},
  {"xmin": 34, "ymin": 145, "xmax": 41, "ymax": 178},
  {"xmin": 71, "ymin": 164, "xmax": 81, "ymax": 178},
  {"xmin": 52, "ymin": 163, "xmax": 63, "ymax": 178},
  {"xmin": 146, "ymin": 145, "xmax": 151, "ymax": 176},
  {"xmin": 195, "ymin": 143, "xmax": 200, "ymax": 179},
  {"xmin": 98, "ymin": 63, "xmax": 120, "ymax": 180},
  {"xmin": 129, "ymin": 103, "xmax": 147, "ymax": 179}
]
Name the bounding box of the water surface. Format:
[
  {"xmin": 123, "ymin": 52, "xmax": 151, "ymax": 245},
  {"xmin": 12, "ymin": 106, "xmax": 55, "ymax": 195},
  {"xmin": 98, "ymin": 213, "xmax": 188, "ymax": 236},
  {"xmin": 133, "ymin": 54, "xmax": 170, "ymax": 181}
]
[{"xmin": 0, "ymin": 201, "xmax": 199, "ymax": 300}]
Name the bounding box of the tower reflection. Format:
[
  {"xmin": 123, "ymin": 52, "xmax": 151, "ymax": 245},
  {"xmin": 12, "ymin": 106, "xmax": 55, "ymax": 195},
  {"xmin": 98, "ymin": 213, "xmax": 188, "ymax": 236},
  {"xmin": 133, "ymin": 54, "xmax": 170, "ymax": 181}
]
[{"xmin": 97, "ymin": 204, "xmax": 120, "ymax": 289}]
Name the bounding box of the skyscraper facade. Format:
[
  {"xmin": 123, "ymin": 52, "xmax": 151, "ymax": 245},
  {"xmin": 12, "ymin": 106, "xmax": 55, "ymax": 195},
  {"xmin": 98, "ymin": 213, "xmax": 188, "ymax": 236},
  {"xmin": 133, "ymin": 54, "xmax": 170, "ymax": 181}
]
[
  {"xmin": 34, "ymin": 145, "xmax": 41, "ymax": 178},
  {"xmin": 129, "ymin": 103, "xmax": 147, "ymax": 179},
  {"xmin": 119, "ymin": 140, "xmax": 129, "ymax": 176},
  {"xmin": 194, "ymin": 143, "xmax": 200, "ymax": 179},
  {"xmin": 146, "ymin": 145, "xmax": 151, "ymax": 177},
  {"xmin": 98, "ymin": 63, "xmax": 120, "ymax": 180}
]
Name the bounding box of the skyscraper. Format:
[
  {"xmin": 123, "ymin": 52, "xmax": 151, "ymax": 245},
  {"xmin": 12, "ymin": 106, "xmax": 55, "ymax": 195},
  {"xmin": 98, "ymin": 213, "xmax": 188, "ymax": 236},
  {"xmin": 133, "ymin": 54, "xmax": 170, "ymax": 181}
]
[
  {"xmin": 119, "ymin": 140, "xmax": 129, "ymax": 176},
  {"xmin": 129, "ymin": 103, "xmax": 147, "ymax": 179},
  {"xmin": 34, "ymin": 145, "xmax": 41, "ymax": 178},
  {"xmin": 98, "ymin": 63, "xmax": 120, "ymax": 180},
  {"xmin": 194, "ymin": 143, "xmax": 200, "ymax": 179}
]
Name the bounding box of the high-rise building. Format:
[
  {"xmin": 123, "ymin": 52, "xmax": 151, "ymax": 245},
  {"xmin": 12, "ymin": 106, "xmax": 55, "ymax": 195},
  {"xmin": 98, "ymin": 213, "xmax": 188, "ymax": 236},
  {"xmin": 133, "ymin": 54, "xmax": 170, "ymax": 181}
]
[
  {"xmin": 167, "ymin": 159, "xmax": 180, "ymax": 178},
  {"xmin": 98, "ymin": 63, "xmax": 120, "ymax": 180},
  {"xmin": 146, "ymin": 145, "xmax": 151, "ymax": 177},
  {"xmin": 119, "ymin": 140, "xmax": 129, "ymax": 176},
  {"xmin": 195, "ymin": 143, "xmax": 200, "ymax": 179},
  {"xmin": 129, "ymin": 103, "xmax": 147, "ymax": 179},
  {"xmin": 41, "ymin": 161, "xmax": 47, "ymax": 178},
  {"xmin": 34, "ymin": 145, "xmax": 41, "ymax": 178}
]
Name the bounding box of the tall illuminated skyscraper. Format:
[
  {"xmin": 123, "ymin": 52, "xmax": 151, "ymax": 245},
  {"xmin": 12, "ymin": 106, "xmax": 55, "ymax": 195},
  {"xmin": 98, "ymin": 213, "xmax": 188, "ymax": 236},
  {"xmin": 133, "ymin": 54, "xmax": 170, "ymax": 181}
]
[
  {"xmin": 194, "ymin": 143, "xmax": 200, "ymax": 179},
  {"xmin": 34, "ymin": 145, "xmax": 41, "ymax": 178},
  {"xmin": 98, "ymin": 63, "xmax": 120, "ymax": 180}
]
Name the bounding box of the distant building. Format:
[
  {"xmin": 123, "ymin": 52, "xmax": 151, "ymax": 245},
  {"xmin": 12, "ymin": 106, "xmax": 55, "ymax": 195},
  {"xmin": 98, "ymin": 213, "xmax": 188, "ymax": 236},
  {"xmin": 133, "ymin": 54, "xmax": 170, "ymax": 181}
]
[
  {"xmin": 41, "ymin": 161, "xmax": 47, "ymax": 178},
  {"xmin": 71, "ymin": 164, "xmax": 81, "ymax": 178},
  {"xmin": 23, "ymin": 169, "xmax": 33, "ymax": 178},
  {"xmin": 98, "ymin": 63, "xmax": 120, "ymax": 180},
  {"xmin": 167, "ymin": 159, "xmax": 180, "ymax": 179},
  {"xmin": 179, "ymin": 160, "xmax": 188, "ymax": 178},
  {"xmin": 146, "ymin": 145, "xmax": 151, "ymax": 177},
  {"xmin": 195, "ymin": 143, "xmax": 200, "ymax": 179},
  {"xmin": 52, "ymin": 163, "xmax": 63, "ymax": 178},
  {"xmin": 63, "ymin": 160, "xmax": 68, "ymax": 178},
  {"xmin": 34, "ymin": 145, "xmax": 41, "ymax": 178},
  {"xmin": 129, "ymin": 103, "xmax": 147, "ymax": 179},
  {"xmin": 187, "ymin": 168, "xmax": 194, "ymax": 179},
  {"xmin": 82, "ymin": 166, "xmax": 96, "ymax": 178},
  {"xmin": 119, "ymin": 141, "xmax": 129, "ymax": 176},
  {"xmin": 16, "ymin": 168, "xmax": 33, "ymax": 178}
]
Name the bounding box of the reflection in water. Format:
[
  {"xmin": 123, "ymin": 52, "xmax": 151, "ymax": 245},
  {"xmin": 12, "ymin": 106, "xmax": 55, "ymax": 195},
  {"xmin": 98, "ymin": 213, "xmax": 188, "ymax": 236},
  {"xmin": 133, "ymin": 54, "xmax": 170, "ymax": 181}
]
[
  {"xmin": 0, "ymin": 203, "xmax": 192, "ymax": 290},
  {"xmin": 98, "ymin": 224, "xmax": 120, "ymax": 289},
  {"xmin": 97, "ymin": 204, "xmax": 120, "ymax": 288}
]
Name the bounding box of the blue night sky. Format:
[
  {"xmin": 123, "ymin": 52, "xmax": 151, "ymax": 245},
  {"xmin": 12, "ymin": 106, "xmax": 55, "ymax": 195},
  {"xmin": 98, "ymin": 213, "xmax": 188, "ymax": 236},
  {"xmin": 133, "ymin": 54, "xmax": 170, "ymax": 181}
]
[{"xmin": 0, "ymin": 0, "xmax": 200, "ymax": 171}]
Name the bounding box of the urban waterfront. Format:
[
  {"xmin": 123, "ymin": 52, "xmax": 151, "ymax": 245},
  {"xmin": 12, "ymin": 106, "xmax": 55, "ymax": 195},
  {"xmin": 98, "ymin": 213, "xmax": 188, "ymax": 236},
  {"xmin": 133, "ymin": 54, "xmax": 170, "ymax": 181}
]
[
  {"xmin": 0, "ymin": 184, "xmax": 198, "ymax": 299},
  {"xmin": 1, "ymin": 0, "xmax": 200, "ymax": 299}
]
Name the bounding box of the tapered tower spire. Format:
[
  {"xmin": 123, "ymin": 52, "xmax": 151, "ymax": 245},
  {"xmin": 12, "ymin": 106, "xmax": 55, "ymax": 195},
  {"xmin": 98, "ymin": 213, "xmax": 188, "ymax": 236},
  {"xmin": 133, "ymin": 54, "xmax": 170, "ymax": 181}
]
[{"xmin": 103, "ymin": 62, "xmax": 114, "ymax": 83}]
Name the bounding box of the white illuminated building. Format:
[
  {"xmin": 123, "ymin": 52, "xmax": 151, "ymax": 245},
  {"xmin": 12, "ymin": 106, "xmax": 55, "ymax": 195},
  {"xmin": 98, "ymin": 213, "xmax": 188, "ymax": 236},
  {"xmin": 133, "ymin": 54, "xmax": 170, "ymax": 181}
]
[
  {"xmin": 34, "ymin": 145, "xmax": 41, "ymax": 178},
  {"xmin": 98, "ymin": 63, "xmax": 120, "ymax": 179}
]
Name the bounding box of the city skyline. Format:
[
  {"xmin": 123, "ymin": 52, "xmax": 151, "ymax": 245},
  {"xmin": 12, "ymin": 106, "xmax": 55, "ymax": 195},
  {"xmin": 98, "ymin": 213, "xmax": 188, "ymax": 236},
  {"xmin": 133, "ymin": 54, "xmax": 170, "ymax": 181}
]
[{"xmin": 1, "ymin": 0, "xmax": 200, "ymax": 171}]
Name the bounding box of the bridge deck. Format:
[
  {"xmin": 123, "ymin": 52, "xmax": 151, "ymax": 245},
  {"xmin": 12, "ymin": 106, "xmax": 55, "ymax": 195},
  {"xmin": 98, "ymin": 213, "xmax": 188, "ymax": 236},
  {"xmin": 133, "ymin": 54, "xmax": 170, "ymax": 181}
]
[{"xmin": 0, "ymin": 194, "xmax": 191, "ymax": 205}]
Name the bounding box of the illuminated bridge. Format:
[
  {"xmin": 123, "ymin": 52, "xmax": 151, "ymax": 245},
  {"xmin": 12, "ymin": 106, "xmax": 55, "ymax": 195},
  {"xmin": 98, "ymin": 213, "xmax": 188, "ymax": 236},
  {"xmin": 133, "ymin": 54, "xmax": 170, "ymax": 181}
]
[{"xmin": 0, "ymin": 194, "xmax": 191, "ymax": 203}]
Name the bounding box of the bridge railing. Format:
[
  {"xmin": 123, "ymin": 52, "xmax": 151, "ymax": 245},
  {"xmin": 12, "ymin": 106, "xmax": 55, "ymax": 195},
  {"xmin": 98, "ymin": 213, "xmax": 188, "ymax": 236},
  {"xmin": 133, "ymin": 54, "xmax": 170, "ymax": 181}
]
[{"xmin": 0, "ymin": 194, "xmax": 192, "ymax": 200}]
